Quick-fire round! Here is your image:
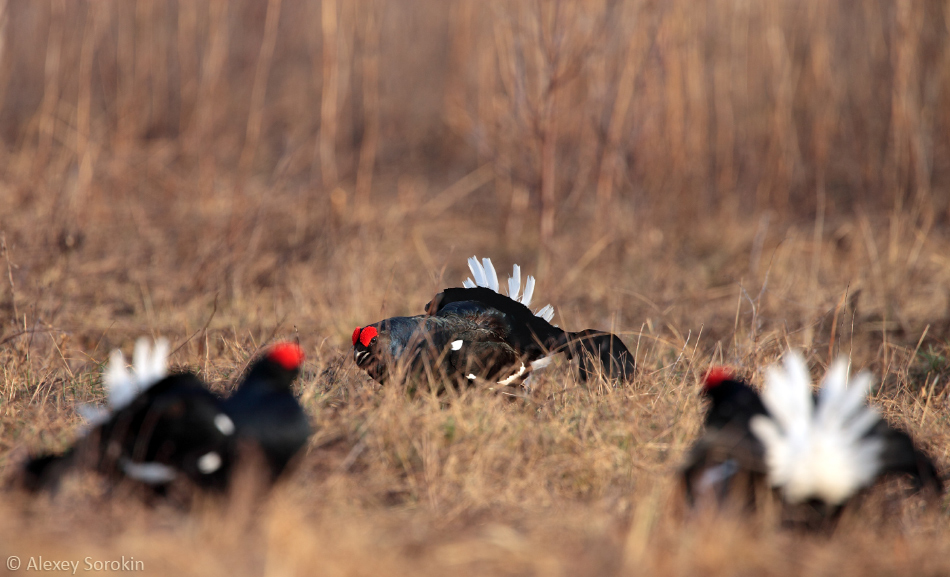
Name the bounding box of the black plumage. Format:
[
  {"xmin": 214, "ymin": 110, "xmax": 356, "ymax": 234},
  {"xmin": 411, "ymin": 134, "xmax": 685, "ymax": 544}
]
[
  {"xmin": 682, "ymin": 364, "xmax": 944, "ymax": 520},
  {"xmin": 681, "ymin": 369, "xmax": 769, "ymax": 506},
  {"xmin": 353, "ymin": 309, "xmax": 521, "ymax": 386},
  {"xmin": 871, "ymin": 419, "xmax": 944, "ymax": 494},
  {"xmin": 222, "ymin": 343, "xmax": 312, "ymax": 479},
  {"xmin": 429, "ymin": 287, "xmax": 636, "ymax": 381},
  {"xmin": 354, "ymin": 284, "xmax": 636, "ymax": 388},
  {"xmin": 24, "ymin": 372, "xmax": 235, "ymax": 492},
  {"xmin": 562, "ymin": 329, "xmax": 637, "ymax": 382},
  {"xmin": 23, "ymin": 339, "xmax": 314, "ymax": 494}
]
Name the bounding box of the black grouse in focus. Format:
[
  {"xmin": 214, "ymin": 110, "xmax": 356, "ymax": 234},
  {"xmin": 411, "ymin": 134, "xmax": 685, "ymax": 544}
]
[{"xmin": 352, "ymin": 256, "xmax": 635, "ymax": 389}]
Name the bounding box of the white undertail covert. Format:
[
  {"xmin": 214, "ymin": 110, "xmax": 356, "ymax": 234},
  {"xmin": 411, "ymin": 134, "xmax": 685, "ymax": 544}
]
[{"xmin": 750, "ymin": 351, "xmax": 885, "ymax": 505}]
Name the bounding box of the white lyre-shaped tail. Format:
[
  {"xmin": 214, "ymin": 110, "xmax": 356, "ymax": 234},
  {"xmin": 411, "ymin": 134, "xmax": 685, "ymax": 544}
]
[
  {"xmin": 462, "ymin": 256, "xmax": 555, "ymax": 322},
  {"xmin": 749, "ymin": 351, "xmax": 884, "ymax": 505},
  {"xmin": 78, "ymin": 337, "xmax": 171, "ymax": 426}
]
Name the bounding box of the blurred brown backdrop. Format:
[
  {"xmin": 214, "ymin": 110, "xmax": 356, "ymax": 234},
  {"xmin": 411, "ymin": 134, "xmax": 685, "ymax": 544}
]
[{"xmin": 2, "ymin": 0, "xmax": 950, "ymax": 229}]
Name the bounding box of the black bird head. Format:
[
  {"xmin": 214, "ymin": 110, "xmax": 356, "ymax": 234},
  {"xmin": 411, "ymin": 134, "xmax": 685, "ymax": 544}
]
[
  {"xmin": 699, "ymin": 366, "xmax": 769, "ymax": 430},
  {"xmin": 238, "ymin": 342, "xmax": 305, "ymax": 393},
  {"xmin": 352, "ymin": 324, "xmax": 392, "ymax": 382},
  {"xmin": 353, "ymin": 317, "xmax": 469, "ymax": 385}
]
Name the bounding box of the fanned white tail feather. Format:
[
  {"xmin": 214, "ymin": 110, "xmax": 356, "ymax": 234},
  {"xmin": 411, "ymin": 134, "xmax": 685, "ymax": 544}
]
[
  {"xmin": 462, "ymin": 256, "xmax": 557, "ymax": 382},
  {"xmin": 76, "ymin": 405, "xmax": 111, "ymax": 427},
  {"xmin": 522, "ymin": 276, "xmax": 536, "ymax": 308},
  {"xmin": 464, "ymin": 255, "xmax": 552, "ymax": 321},
  {"xmin": 483, "ymin": 257, "xmax": 499, "ymax": 292},
  {"xmin": 508, "ymin": 265, "xmax": 521, "ymax": 302},
  {"xmin": 464, "ymin": 257, "xmax": 487, "ymax": 288},
  {"xmin": 749, "ymin": 351, "xmax": 884, "ymax": 505},
  {"xmin": 79, "ymin": 337, "xmax": 171, "ymax": 427},
  {"xmin": 534, "ymin": 304, "xmax": 555, "ymax": 322},
  {"xmin": 107, "ymin": 337, "xmax": 169, "ymax": 410}
]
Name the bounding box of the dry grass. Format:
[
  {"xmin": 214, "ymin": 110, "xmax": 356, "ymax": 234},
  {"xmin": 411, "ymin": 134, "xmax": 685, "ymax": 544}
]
[{"xmin": 2, "ymin": 1, "xmax": 950, "ymax": 575}]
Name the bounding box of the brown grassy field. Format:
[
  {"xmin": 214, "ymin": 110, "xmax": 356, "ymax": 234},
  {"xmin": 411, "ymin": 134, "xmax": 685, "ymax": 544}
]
[{"xmin": 2, "ymin": 1, "xmax": 950, "ymax": 575}]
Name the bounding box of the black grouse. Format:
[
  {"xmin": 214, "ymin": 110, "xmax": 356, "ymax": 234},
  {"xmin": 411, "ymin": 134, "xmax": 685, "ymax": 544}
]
[
  {"xmin": 682, "ymin": 352, "xmax": 943, "ymax": 517},
  {"xmin": 352, "ymin": 256, "xmax": 636, "ymax": 389},
  {"xmin": 23, "ymin": 338, "xmax": 236, "ymax": 492},
  {"xmin": 222, "ymin": 342, "xmax": 311, "ymax": 479}
]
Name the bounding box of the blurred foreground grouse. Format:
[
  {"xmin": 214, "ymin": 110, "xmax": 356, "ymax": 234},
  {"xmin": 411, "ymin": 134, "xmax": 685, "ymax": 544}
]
[
  {"xmin": 352, "ymin": 256, "xmax": 635, "ymax": 389},
  {"xmin": 222, "ymin": 342, "xmax": 311, "ymax": 479},
  {"xmin": 681, "ymin": 366, "xmax": 769, "ymax": 507},
  {"xmin": 682, "ymin": 352, "xmax": 943, "ymax": 522},
  {"xmin": 23, "ymin": 338, "xmax": 235, "ymax": 492},
  {"xmin": 23, "ymin": 340, "xmax": 312, "ymax": 493}
]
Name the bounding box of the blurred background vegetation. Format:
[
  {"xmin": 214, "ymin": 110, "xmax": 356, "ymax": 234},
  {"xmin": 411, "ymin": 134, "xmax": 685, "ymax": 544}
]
[{"xmin": 3, "ymin": 0, "xmax": 950, "ymax": 232}]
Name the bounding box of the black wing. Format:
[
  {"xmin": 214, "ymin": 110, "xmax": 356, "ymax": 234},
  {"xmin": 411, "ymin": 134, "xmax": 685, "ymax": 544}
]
[
  {"xmin": 871, "ymin": 420, "xmax": 944, "ymax": 493},
  {"xmin": 428, "ymin": 287, "xmax": 636, "ymax": 381},
  {"xmin": 23, "ymin": 373, "xmax": 235, "ymax": 492},
  {"xmin": 427, "ymin": 287, "xmax": 563, "ymax": 358}
]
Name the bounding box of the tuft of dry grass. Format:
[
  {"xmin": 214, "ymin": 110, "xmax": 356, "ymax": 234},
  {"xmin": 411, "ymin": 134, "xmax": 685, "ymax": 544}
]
[{"xmin": 1, "ymin": 1, "xmax": 950, "ymax": 575}]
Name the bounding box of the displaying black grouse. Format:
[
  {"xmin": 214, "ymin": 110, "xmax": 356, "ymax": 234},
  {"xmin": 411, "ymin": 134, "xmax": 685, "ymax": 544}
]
[
  {"xmin": 222, "ymin": 342, "xmax": 311, "ymax": 479},
  {"xmin": 23, "ymin": 338, "xmax": 236, "ymax": 492},
  {"xmin": 682, "ymin": 352, "xmax": 943, "ymax": 516},
  {"xmin": 352, "ymin": 256, "xmax": 636, "ymax": 388}
]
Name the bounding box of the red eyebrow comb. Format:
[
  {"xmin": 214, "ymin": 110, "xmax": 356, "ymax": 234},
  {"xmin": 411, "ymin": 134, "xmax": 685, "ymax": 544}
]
[
  {"xmin": 702, "ymin": 366, "xmax": 734, "ymax": 390},
  {"xmin": 268, "ymin": 342, "xmax": 305, "ymax": 370},
  {"xmin": 358, "ymin": 326, "xmax": 378, "ymax": 347}
]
